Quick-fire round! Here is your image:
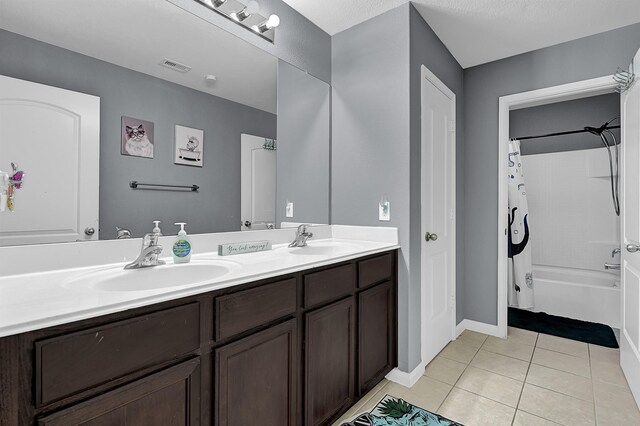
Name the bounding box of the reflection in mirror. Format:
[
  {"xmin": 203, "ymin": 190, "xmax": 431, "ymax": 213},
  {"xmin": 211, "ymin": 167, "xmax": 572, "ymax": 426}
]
[
  {"xmin": 0, "ymin": 0, "xmax": 330, "ymax": 246},
  {"xmin": 240, "ymin": 134, "xmax": 276, "ymax": 231}
]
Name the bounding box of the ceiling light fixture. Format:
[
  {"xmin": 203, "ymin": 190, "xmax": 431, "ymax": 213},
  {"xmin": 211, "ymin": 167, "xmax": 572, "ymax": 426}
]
[
  {"xmin": 194, "ymin": 0, "xmax": 280, "ymax": 43},
  {"xmin": 252, "ymin": 14, "xmax": 280, "ymax": 33},
  {"xmin": 231, "ymin": 0, "xmax": 259, "ymax": 22}
]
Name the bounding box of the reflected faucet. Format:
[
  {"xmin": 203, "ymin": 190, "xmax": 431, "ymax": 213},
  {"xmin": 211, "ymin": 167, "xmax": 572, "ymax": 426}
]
[
  {"xmin": 289, "ymin": 224, "xmax": 313, "ymax": 248},
  {"xmin": 116, "ymin": 227, "xmax": 132, "ymax": 239},
  {"xmin": 124, "ymin": 221, "xmax": 165, "ymax": 269}
]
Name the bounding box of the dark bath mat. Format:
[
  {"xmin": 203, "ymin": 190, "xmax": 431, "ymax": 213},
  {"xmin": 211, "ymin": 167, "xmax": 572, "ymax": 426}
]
[{"xmin": 509, "ymin": 307, "xmax": 619, "ymax": 348}]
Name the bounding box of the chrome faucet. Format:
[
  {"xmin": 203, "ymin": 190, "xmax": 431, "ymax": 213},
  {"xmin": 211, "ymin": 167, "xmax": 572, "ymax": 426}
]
[
  {"xmin": 116, "ymin": 227, "xmax": 132, "ymax": 239},
  {"xmin": 124, "ymin": 221, "xmax": 165, "ymax": 269},
  {"xmin": 289, "ymin": 224, "xmax": 313, "ymax": 248},
  {"xmin": 606, "ymin": 248, "xmax": 622, "ymax": 270}
]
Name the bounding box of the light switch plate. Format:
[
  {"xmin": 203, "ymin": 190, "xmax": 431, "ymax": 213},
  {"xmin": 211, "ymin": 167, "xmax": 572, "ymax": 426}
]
[
  {"xmin": 286, "ymin": 201, "xmax": 294, "ymax": 218},
  {"xmin": 379, "ymin": 201, "xmax": 390, "ymax": 221}
]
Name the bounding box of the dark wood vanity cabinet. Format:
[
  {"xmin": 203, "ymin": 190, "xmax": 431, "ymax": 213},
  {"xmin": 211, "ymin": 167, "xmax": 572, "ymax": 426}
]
[
  {"xmin": 215, "ymin": 319, "xmax": 297, "ymax": 426},
  {"xmin": 304, "ymin": 297, "xmax": 356, "ymax": 426},
  {"xmin": 0, "ymin": 250, "xmax": 397, "ymax": 426},
  {"xmin": 358, "ymin": 281, "xmax": 395, "ymax": 394}
]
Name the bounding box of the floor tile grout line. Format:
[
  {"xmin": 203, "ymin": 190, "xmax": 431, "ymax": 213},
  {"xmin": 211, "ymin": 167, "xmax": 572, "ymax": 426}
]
[
  {"xmin": 589, "ymin": 344, "xmax": 600, "ymax": 425},
  {"xmin": 436, "ymin": 336, "xmax": 525, "ymax": 423},
  {"xmin": 516, "ymin": 408, "xmax": 564, "ymax": 425},
  {"xmin": 511, "ymin": 331, "xmax": 538, "ymax": 426},
  {"xmin": 529, "ymin": 360, "xmax": 592, "ymax": 380},
  {"xmin": 520, "ymin": 383, "xmax": 599, "ymax": 425},
  {"xmin": 433, "ymin": 335, "xmax": 485, "ymax": 415},
  {"xmin": 534, "ymin": 343, "xmax": 591, "ymax": 360},
  {"xmin": 462, "ymin": 357, "xmax": 527, "ymax": 382}
]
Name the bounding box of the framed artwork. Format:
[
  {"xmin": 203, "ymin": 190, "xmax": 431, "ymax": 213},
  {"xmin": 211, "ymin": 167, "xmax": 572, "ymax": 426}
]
[
  {"xmin": 175, "ymin": 125, "xmax": 204, "ymax": 167},
  {"xmin": 121, "ymin": 116, "xmax": 154, "ymax": 159}
]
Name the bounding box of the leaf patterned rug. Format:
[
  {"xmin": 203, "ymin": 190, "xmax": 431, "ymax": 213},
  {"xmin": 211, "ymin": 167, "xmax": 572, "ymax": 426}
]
[{"xmin": 341, "ymin": 394, "xmax": 463, "ymax": 426}]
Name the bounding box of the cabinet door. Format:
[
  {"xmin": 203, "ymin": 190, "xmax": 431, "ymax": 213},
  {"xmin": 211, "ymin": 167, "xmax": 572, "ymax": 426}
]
[
  {"xmin": 215, "ymin": 319, "xmax": 297, "ymax": 426},
  {"xmin": 305, "ymin": 297, "xmax": 356, "ymax": 426},
  {"xmin": 358, "ymin": 281, "xmax": 395, "ymax": 394},
  {"xmin": 37, "ymin": 359, "xmax": 200, "ymax": 426}
]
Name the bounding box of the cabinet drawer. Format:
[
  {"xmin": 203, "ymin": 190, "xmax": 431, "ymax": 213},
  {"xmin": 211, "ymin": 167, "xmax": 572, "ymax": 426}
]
[
  {"xmin": 35, "ymin": 303, "xmax": 200, "ymax": 407},
  {"xmin": 358, "ymin": 253, "xmax": 393, "ymax": 289},
  {"xmin": 304, "ymin": 264, "xmax": 355, "ymax": 308},
  {"xmin": 215, "ymin": 278, "xmax": 296, "ymax": 341},
  {"xmin": 37, "ymin": 358, "xmax": 201, "ymax": 426}
]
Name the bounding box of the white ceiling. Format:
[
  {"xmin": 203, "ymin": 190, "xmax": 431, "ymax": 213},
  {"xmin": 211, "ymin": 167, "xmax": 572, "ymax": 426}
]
[
  {"xmin": 0, "ymin": 0, "xmax": 278, "ymax": 113},
  {"xmin": 282, "ymin": 0, "xmax": 640, "ymax": 68}
]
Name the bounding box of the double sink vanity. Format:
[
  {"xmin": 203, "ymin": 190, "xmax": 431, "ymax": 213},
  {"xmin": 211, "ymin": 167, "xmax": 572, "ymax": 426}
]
[
  {"xmin": 0, "ymin": 2, "xmax": 396, "ymax": 424},
  {"xmin": 0, "ymin": 225, "xmax": 399, "ymax": 425}
]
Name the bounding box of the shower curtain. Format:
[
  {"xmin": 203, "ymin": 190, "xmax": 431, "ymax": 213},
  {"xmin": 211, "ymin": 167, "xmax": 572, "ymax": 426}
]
[{"xmin": 508, "ymin": 140, "xmax": 534, "ymax": 309}]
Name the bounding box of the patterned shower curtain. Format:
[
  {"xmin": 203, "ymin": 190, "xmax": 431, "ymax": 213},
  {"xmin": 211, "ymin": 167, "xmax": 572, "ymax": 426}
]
[{"xmin": 508, "ymin": 140, "xmax": 534, "ymax": 309}]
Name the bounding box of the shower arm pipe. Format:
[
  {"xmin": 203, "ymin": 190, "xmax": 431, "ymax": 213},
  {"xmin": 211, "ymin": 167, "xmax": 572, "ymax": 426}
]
[{"xmin": 511, "ymin": 125, "xmax": 620, "ymax": 141}]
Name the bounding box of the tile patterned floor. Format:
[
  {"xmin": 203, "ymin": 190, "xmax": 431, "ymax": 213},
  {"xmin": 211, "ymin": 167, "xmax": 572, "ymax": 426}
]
[{"xmin": 333, "ymin": 327, "xmax": 640, "ymax": 426}]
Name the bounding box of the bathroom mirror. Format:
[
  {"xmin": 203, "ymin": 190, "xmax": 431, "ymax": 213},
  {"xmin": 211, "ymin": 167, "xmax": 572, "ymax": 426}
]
[{"xmin": 0, "ymin": 0, "xmax": 330, "ymax": 246}]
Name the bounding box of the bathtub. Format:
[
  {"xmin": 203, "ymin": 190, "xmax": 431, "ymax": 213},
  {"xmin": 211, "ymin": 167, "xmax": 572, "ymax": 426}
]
[{"xmin": 529, "ymin": 265, "xmax": 620, "ymax": 329}]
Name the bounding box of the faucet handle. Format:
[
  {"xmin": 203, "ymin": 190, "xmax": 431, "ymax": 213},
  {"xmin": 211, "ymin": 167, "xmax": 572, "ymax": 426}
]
[
  {"xmin": 612, "ymin": 248, "xmax": 621, "ymax": 258},
  {"xmin": 152, "ymin": 220, "xmax": 162, "ymax": 235},
  {"xmin": 297, "ymin": 224, "xmax": 310, "ymax": 234}
]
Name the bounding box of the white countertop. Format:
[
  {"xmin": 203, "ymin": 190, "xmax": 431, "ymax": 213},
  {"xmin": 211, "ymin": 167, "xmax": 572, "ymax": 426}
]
[{"xmin": 0, "ymin": 225, "xmax": 398, "ymax": 337}]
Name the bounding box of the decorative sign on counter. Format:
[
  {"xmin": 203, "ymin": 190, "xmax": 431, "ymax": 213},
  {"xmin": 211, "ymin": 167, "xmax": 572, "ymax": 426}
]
[{"xmin": 218, "ymin": 241, "xmax": 272, "ymax": 256}]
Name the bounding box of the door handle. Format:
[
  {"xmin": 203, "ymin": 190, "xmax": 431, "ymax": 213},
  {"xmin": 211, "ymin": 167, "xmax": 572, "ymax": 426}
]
[
  {"xmin": 425, "ymin": 232, "xmax": 438, "ymax": 242},
  {"xmin": 243, "ymin": 220, "xmax": 252, "ymax": 228},
  {"xmin": 84, "ymin": 227, "xmax": 95, "ymax": 236},
  {"xmin": 626, "ymin": 243, "xmax": 640, "ymax": 253}
]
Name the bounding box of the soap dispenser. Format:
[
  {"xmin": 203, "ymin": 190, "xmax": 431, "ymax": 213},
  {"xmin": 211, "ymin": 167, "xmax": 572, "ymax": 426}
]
[{"xmin": 172, "ymin": 222, "xmax": 192, "ymax": 264}]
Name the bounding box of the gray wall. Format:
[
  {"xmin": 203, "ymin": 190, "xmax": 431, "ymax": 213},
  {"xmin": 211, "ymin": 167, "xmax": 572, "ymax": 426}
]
[
  {"xmin": 463, "ymin": 24, "xmax": 640, "ymax": 325},
  {"xmin": 276, "ymin": 60, "xmax": 330, "ymax": 225},
  {"xmin": 409, "ymin": 5, "xmax": 466, "ymax": 327},
  {"xmin": 510, "ymin": 94, "xmax": 620, "ymax": 155},
  {"xmin": 332, "ymin": 5, "xmax": 412, "ymax": 370},
  {"xmin": 0, "ymin": 29, "xmax": 276, "ymax": 239},
  {"xmin": 332, "ymin": 4, "xmax": 465, "ymax": 373},
  {"xmin": 169, "ymin": 0, "xmax": 331, "ymax": 84}
]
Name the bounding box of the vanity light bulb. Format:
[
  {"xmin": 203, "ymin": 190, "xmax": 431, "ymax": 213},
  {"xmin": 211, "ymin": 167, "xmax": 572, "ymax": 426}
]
[{"xmin": 266, "ymin": 14, "xmax": 280, "ymax": 29}]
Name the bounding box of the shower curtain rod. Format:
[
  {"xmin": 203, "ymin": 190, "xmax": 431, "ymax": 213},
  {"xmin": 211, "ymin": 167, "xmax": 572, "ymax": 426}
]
[{"xmin": 511, "ymin": 125, "xmax": 620, "ymax": 141}]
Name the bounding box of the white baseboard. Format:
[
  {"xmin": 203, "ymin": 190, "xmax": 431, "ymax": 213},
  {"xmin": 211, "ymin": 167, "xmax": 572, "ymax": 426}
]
[
  {"xmin": 385, "ymin": 361, "xmax": 427, "ymax": 388},
  {"xmin": 456, "ymin": 319, "xmax": 503, "ymax": 338}
]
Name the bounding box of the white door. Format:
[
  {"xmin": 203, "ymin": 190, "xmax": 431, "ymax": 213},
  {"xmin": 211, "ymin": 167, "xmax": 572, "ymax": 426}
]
[
  {"xmin": 240, "ymin": 134, "xmax": 276, "ymax": 231},
  {"xmin": 421, "ymin": 66, "xmax": 456, "ymax": 365},
  {"xmin": 0, "ymin": 75, "xmax": 100, "ymax": 246},
  {"xmin": 621, "ymin": 48, "xmax": 640, "ymax": 403}
]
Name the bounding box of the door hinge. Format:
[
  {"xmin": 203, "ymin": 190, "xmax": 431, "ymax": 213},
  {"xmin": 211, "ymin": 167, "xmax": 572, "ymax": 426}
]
[
  {"xmin": 449, "ymin": 121, "xmax": 456, "ymax": 133},
  {"xmin": 449, "ymin": 295, "xmax": 456, "ymax": 309},
  {"xmin": 449, "ymin": 209, "xmax": 455, "ymax": 221}
]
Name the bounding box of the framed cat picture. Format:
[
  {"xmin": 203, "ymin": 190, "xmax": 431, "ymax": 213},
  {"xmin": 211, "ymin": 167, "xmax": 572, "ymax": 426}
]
[
  {"xmin": 121, "ymin": 116, "xmax": 154, "ymax": 159},
  {"xmin": 174, "ymin": 125, "xmax": 204, "ymax": 167}
]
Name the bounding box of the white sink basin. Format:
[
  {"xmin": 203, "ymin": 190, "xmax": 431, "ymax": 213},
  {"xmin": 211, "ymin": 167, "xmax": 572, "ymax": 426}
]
[
  {"xmin": 277, "ymin": 241, "xmax": 362, "ymax": 256},
  {"xmin": 63, "ymin": 260, "xmax": 240, "ymax": 292}
]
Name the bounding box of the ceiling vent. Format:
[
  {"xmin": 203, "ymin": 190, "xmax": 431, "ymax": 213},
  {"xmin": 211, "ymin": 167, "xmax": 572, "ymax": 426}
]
[{"xmin": 159, "ymin": 58, "xmax": 192, "ymax": 73}]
